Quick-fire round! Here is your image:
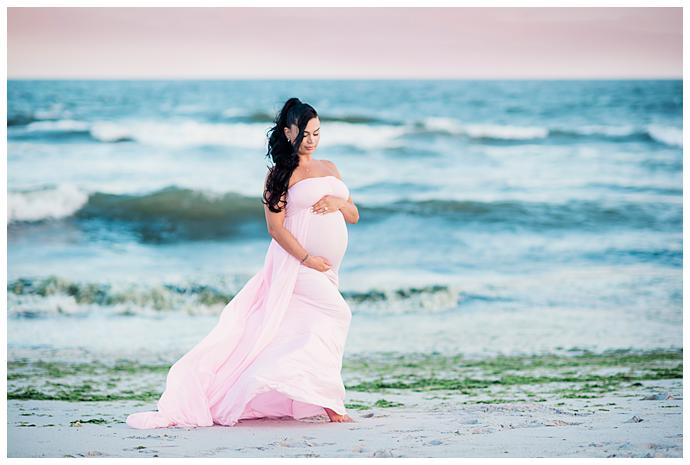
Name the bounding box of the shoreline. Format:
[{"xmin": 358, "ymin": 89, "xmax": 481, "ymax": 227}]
[
  {"xmin": 8, "ymin": 348, "xmax": 683, "ymax": 457},
  {"xmin": 9, "ymin": 379, "xmax": 682, "ymax": 458}
]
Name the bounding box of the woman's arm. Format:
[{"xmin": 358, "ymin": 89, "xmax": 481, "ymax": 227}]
[
  {"xmin": 264, "ymin": 178, "xmax": 310, "ymax": 262},
  {"xmin": 337, "ymin": 195, "xmax": 359, "ymax": 224},
  {"xmin": 324, "ymin": 160, "xmax": 360, "ymax": 224},
  {"xmin": 269, "ymin": 222, "xmax": 310, "ymax": 262}
]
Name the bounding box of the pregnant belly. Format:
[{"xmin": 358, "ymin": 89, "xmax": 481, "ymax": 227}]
[{"xmin": 304, "ymin": 211, "xmax": 348, "ymax": 268}]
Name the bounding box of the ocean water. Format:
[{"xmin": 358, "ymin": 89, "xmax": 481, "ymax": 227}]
[{"xmin": 7, "ymin": 79, "xmax": 682, "ymax": 362}]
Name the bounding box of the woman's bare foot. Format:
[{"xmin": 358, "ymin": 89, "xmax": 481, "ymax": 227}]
[{"xmin": 324, "ymin": 407, "xmax": 354, "ymax": 423}]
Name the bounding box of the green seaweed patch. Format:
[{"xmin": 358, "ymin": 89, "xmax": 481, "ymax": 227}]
[
  {"xmin": 345, "ymin": 367, "xmax": 681, "ymax": 394},
  {"xmin": 70, "ymin": 418, "xmax": 108, "ymax": 425},
  {"xmin": 472, "ymin": 398, "xmax": 524, "ymax": 404},
  {"xmin": 465, "ymin": 397, "xmax": 548, "ymax": 404},
  {"xmin": 344, "ymin": 402, "xmax": 371, "ymax": 410},
  {"xmin": 649, "ymin": 365, "xmax": 682, "ymax": 378},
  {"xmin": 346, "ymin": 377, "xmax": 494, "ymax": 392},
  {"xmin": 557, "ymin": 390, "xmax": 599, "ymax": 399},
  {"xmin": 374, "ymin": 399, "xmax": 404, "ymax": 408},
  {"xmin": 341, "ymin": 348, "xmax": 682, "ymax": 393},
  {"xmin": 343, "ymin": 348, "xmax": 682, "ymax": 375},
  {"xmin": 8, "ymin": 386, "xmax": 161, "ymax": 402},
  {"xmin": 8, "ymin": 359, "xmax": 172, "ymax": 379}
]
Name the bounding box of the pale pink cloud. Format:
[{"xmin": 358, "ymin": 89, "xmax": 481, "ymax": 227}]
[{"xmin": 7, "ymin": 7, "xmax": 682, "ymax": 79}]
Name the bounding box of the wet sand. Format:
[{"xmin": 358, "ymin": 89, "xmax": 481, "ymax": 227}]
[{"xmin": 7, "ymin": 348, "xmax": 682, "ymax": 457}]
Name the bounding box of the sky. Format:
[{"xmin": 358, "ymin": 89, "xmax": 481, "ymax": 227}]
[{"xmin": 7, "ymin": 7, "xmax": 683, "ymax": 79}]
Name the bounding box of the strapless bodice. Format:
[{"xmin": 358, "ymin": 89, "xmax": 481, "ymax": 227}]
[{"xmin": 285, "ymin": 175, "xmax": 350, "ymax": 218}]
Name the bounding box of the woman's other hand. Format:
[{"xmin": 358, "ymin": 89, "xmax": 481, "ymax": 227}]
[{"xmin": 303, "ymin": 255, "xmax": 332, "ymax": 272}]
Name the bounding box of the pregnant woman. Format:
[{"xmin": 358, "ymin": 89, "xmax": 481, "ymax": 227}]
[{"xmin": 125, "ymin": 98, "xmax": 358, "ymax": 428}]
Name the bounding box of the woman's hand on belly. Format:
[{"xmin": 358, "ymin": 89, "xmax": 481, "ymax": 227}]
[
  {"xmin": 303, "ymin": 255, "xmax": 332, "ymax": 272},
  {"xmin": 310, "ymin": 194, "xmax": 345, "ymax": 215}
]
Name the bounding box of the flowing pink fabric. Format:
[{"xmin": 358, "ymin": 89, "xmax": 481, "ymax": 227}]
[{"xmin": 126, "ymin": 175, "xmax": 352, "ymax": 428}]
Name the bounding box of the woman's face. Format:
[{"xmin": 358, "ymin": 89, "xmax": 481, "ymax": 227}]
[{"xmin": 285, "ymin": 118, "xmax": 320, "ymax": 154}]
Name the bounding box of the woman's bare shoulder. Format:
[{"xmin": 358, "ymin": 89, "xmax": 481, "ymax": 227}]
[{"xmin": 322, "ymin": 159, "xmax": 342, "ymax": 178}]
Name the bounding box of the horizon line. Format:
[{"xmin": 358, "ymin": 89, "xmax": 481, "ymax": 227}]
[{"xmin": 7, "ymin": 76, "xmax": 683, "ymax": 81}]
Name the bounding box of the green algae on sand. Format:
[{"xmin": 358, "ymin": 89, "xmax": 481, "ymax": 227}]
[{"xmin": 7, "ymin": 347, "xmax": 681, "ymax": 403}]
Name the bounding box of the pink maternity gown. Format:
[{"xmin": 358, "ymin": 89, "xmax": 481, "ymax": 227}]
[{"xmin": 126, "ymin": 175, "xmax": 352, "ymax": 428}]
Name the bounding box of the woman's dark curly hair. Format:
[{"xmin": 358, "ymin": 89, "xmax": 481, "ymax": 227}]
[{"xmin": 262, "ymin": 97, "xmax": 319, "ymax": 213}]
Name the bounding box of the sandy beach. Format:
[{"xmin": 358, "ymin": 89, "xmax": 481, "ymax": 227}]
[{"xmin": 7, "ymin": 348, "xmax": 682, "ymax": 458}]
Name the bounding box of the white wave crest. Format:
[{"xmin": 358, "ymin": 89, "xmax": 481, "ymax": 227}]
[
  {"xmin": 8, "ymin": 183, "xmax": 89, "ymax": 223},
  {"xmin": 421, "ymin": 117, "xmax": 548, "ymax": 140},
  {"xmin": 464, "ymin": 123, "xmax": 549, "ymax": 140},
  {"xmin": 571, "ymin": 124, "xmax": 637, "ymax": 137},
  {"xmin": 25, "ymin": 119, "xmax": 90, "ymax": 132},
  {"xmin": 647, "ymin": 124, "xmax": 683, "ymax": 147},
  {"xmin": 87, "ymin": 119, "xmax": 407, "ymax": 150}
]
